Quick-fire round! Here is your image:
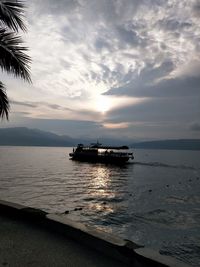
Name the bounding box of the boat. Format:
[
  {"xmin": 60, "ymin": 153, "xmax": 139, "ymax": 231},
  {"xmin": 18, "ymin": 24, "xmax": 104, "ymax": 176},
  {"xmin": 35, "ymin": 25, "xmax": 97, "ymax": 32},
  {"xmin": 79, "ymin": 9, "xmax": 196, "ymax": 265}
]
[{"xmin": 69, "ymin": 142, "xmax": 134, "ymax": 164}]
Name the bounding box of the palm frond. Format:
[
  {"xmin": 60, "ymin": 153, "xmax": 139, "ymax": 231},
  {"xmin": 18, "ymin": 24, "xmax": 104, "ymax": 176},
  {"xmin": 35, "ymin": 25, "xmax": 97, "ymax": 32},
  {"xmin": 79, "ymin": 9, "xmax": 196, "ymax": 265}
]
[
  {"xmin": 0, "ymin": 81, "xmax": 9, "ymax": 119},
  {"xmin": 0, "ymin": 0, "xmax": 26, "ymax": 31},
  {"xmin": 0, "ymin": 28, "xmax": 31, "ymax": 82}
]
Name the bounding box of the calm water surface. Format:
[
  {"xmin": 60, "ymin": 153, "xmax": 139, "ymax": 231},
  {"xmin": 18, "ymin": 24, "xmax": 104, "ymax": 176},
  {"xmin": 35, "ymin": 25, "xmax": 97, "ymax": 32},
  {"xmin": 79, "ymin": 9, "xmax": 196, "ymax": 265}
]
[{"xmin": 0, "ymin": 146, "xmax": 200, "ymax": 266}]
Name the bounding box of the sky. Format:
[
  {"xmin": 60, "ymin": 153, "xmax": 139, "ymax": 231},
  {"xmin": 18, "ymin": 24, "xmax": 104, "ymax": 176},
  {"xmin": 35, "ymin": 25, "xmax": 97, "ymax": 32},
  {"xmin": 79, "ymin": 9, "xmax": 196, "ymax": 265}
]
[{"xmin": 1, "ymin": 0, "xmax": 200, "ymax": 140}]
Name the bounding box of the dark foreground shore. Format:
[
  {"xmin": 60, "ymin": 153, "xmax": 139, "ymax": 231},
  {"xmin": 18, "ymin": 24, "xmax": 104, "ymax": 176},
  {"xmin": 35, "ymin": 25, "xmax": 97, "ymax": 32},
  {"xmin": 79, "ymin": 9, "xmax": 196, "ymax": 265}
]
[{"xmin": 0, "ymin": 200, "xmax": 190, "ymax": 267}]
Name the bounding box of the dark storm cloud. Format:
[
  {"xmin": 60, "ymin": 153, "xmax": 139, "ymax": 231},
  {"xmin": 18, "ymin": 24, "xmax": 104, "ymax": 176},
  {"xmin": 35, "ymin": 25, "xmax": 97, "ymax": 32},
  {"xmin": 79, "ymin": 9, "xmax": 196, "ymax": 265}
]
[
  {"xmin": 31, "ymin": 0, "xmax": 80, "ymax": 16},
  {"xmin": 106, "ymin": 96, "xmax": 200, "ymax": 124},
  {"xmin": 116, "ymin": 25, "xmax": 145, "ymax": 47},
  {"xmin": 94, "ymin": 38, "xmax": 112, "ymax": 52},
  {"xmin": 77, "ymin": 0, "xmax": 142, "ymax": 24},
  {"xmin": 105, "ymin": 75, "xmax": 200, "ymax": 98},
  {"xmin": 11, "ymin": 100, "xmax": 73, "ymax": 111},
  {"xmin": 88, "ymin": 63, "xmax": 126, "ymax": 86},
  {"xmin": 104, "ymin": 60, "xmax": 188, "ymax": 97},
  {"xmin": 11, "ymin": 101, "xmax": 37, "ymax": 108},
  {"xmin": 192, "ymin": 1, "xmax": 200, "ymax": 17},
  {"xmin": 157, "ymin": 19, "xmax": 192, "ymax": 32},
  {"xmin": 11, "ymin": 99, "xmax": 102, "ymax": 121},
  {"xmin": 190, "ymin": 122, "xmax": 200, "ymax": 131},
  {"xmin": 47, "ymin": 104, "xmax": 65, "ymax": 110},
  {"xmin": 15, "ymin": 112, "xmax": 32, "ymax": 116}
]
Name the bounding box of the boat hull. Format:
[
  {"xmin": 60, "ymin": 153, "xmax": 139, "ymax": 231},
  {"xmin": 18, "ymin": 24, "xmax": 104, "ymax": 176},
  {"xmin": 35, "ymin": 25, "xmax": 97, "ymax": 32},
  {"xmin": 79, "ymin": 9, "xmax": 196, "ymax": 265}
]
[{"xmin": 69, "ymin": 153, "xmax": 131, "ymax": 164}]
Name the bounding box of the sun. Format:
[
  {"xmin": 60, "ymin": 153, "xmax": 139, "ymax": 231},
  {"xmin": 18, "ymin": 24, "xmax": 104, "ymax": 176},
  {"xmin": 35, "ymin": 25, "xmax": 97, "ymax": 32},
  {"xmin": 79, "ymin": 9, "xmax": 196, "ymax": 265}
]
[{"xmin": 96, "ymin": 95, "xmax": 112, "ymax": 114}]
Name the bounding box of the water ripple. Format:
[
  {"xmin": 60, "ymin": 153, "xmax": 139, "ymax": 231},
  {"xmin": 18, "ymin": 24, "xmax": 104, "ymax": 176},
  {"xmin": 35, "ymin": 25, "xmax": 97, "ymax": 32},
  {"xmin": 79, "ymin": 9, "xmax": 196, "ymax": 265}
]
[{"xmin": 0, "ymin": 146, "xmax": 200, "ymax": 266}]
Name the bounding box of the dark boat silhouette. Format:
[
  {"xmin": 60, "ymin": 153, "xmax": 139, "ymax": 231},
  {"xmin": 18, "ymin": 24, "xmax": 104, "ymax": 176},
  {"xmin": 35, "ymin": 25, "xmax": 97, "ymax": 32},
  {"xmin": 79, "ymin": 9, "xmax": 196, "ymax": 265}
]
[{"xmin": 69, "ymin": 142, "xmax": 134, "ymax": 164}]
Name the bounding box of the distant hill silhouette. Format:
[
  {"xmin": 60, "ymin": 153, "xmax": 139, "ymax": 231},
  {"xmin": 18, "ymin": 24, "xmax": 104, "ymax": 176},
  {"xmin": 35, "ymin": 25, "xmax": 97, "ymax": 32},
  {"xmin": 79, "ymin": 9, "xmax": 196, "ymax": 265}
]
[
  {"xmin": 0, "ymin": 127, "xmax": 199, "ymax": 150},
  {"xmin": 0, "ymin": 127, "xmax": 76, "ymax": 147},
  {"xmin": 130, "ymin": 139, "xmax": 200, "ymax": 150},
  {"xmin": 0, "ymin": 127, "xmax": 131, "ymax": 147}
]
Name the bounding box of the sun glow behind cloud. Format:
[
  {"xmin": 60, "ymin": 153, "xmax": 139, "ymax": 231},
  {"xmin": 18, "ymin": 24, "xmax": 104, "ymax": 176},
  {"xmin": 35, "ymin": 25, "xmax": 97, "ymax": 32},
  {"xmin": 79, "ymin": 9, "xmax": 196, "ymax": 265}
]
[
  {"xmin": 95, "ymin": 95, "xmax": 111, "ymax": 114},
  {"xmin": 103, "ymin": 122, "xmax": 130, "ymax": 129},
  {"xmin": 91, "ymin": 94, "xmax": 148, "ymax": 116}
]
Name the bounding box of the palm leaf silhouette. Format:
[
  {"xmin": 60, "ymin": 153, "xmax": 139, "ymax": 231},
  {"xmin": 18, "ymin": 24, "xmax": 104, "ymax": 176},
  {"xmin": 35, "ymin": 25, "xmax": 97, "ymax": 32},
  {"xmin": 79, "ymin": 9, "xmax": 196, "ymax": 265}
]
[
  {"xmin": 0, "ymin": 82, "xmax": 9, "ymax": 119},
  {"xmin": 0, "ymin": 29, "xmax": 31, "ymax": 82},
  {"xmin": 0, "ymin": 0, "xmax": 26, "ymax": 31},
  {"xmin": 0, "ymin": 1, "xmax": 31, "ymax": 120}
]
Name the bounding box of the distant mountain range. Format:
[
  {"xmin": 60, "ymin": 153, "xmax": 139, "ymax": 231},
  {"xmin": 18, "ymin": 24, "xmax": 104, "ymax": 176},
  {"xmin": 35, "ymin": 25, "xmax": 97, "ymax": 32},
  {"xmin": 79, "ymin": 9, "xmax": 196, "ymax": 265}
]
[
  {"xmin": 0, "ymin": 127, "xmax": 75, "ymax": 147},
  {"xmin": 0, "ymin": 127, "xmax": 131, "ymax": 147},
  {"xmin": 130, "ymin": 139, "xmax": 200, "ymax": 150},
  {"xmin": 0, "ymin": 127, "xmax": 200, "ymax": 150}
]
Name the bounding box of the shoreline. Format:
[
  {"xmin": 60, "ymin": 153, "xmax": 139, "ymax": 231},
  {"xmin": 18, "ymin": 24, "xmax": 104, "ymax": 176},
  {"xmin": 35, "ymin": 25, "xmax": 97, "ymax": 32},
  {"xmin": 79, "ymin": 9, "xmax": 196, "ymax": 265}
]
[{"xmin": 0, "ymin": 199, "xmax": 191, "ymax": 267}]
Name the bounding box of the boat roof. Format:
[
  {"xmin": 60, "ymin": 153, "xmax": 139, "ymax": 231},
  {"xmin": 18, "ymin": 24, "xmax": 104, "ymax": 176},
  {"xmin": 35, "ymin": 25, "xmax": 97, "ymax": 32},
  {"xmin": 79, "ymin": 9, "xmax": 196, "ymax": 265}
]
[
  {"xmin": 91, "ymin": 145, "xmax": 129, "ymax": 150},
  {"xmin": 77, "ymin": 143, "xmax": 129, "ymax": 150}
]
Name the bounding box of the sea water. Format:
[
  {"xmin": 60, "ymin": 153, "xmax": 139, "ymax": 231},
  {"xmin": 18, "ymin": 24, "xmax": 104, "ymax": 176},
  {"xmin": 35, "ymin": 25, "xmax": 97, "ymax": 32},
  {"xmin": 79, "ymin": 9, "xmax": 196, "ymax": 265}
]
[{"xmin": 0, "ymin": 146, "xmax": 199, "ymax": 266}]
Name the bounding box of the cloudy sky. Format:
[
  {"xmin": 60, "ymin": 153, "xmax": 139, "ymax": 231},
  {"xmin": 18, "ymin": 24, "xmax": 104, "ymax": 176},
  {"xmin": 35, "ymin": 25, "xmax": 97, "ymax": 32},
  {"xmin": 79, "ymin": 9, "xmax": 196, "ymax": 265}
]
[{"xmin": 1, "ymin": 0, "xmax": 200, "ymax": 140}]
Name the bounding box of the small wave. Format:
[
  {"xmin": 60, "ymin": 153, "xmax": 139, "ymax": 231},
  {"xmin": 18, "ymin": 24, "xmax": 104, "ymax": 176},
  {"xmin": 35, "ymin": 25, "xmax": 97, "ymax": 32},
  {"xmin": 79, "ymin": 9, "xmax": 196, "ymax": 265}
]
[
  {"xmin": 134, "ymin": 161, "xmax": 197, "ymax": 170},
  {"xmin": 83, "ymin": 196, "xmax": 124, "ymax": 203},
  {"xmin": 166, "ymin": 195, "xmax": 200, "ymax": 205},
  {"xmin": 83, "ymin": 197, "xmax": 96, "ymax": 201},
  {"xmin": 133, "ymin": 209, "xmax": 200, "ymax": 229},
  {"xmin": 160, "ymin": 243, "xmax": 200, "ymax": 267}
]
